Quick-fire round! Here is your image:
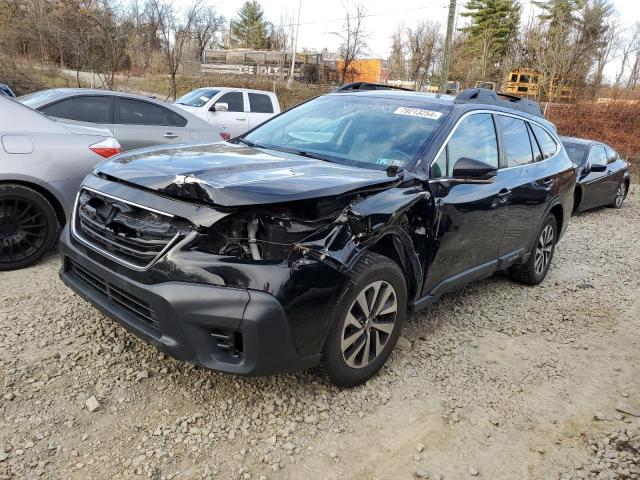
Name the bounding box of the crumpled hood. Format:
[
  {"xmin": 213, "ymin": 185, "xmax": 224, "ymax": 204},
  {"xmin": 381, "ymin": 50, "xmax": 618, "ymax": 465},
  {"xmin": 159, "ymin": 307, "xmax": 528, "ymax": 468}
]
[{"xmin": 94, "ymin": 142, "xmax": 397, "ymax": 206}]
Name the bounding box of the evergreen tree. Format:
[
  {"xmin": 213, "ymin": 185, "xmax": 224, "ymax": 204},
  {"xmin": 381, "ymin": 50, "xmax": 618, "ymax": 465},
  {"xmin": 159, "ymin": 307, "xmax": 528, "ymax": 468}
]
[
  {"xmin": 230, "ymin": 1, "xmax": 270, "ymax": 49},
  {"xmin": 533, "ymin": 0, "xmax": 585, "ymax": 28},
  {"xmin": 460, "ymin": 0, "xmax": 520, "ymax": 78},
  {"xmin": 461, "ymin": 0, "xmax": 520, "ymax": 59}
]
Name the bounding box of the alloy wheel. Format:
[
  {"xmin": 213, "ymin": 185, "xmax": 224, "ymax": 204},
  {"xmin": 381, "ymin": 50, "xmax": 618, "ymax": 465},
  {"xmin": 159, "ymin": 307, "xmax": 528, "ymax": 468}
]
[
  {"xmin": 0, "ymin": 198, "xmax": 48, "ymax": 266},
  {"xmin": 615, "ymin": 182, "xmax": 626, "ymax": 207},
  {"xmin": 341, "ymin": 280, "xmax": 398, "ymax": 369},
  {"xmin": 534, "ymin": 224, "xmax": 554, "ymax": 276}
]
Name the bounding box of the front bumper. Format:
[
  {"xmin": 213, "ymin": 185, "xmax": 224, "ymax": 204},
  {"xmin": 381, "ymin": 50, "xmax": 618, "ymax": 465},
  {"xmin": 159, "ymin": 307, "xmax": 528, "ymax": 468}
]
[{"xmin": 59, "ymin": 227, "xmax": 321, "ymax": 376}]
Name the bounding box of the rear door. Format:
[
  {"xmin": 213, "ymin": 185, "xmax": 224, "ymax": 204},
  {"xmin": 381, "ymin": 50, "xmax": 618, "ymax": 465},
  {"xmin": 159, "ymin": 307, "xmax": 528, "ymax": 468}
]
[
  {"xmin": 247, "ymin": 92, "xmax": 275, "ymax": 129},
  {"xmin": 580, "ymin": 145, "xmax": 610, "ymax": 210},
  {"xmin": 114, "ymin": 97, "xmax": 183, "ymax": 150},
  {"xmin": 206, "ymin": 91, "xmax": 248, "ymax": 138},
  {"xmin": 424, "ymin": 112, "xmax": 509, "ymax": 296}
]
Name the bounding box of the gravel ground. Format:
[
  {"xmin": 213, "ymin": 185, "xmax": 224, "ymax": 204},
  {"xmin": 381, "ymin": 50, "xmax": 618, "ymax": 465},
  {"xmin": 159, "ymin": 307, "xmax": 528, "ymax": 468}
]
[{"xmin": 1, "ymin": 192, "xmax": 639, "ymax": 480}]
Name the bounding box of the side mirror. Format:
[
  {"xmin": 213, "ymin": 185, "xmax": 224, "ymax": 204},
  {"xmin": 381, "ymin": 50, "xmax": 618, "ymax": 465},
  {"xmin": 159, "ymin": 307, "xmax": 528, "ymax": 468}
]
[
  {"xmin": 211, "ymin": 102, "xmax": 229, "ymax": 112},
  {"xmin": 451, "ymin": 157, "xmax": 497, "ymax": 183},
  {"xmin": 589, "ymin": 163, "xmax": 607, "ymax": 172}
]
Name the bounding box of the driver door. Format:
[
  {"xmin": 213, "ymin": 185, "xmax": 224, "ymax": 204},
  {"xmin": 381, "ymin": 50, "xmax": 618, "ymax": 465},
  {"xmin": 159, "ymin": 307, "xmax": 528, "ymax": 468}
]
[
  {"xmin": 206, "ymin": 91, "xmax": 248, "ymax": 138},
  {"xmin": 581, "ymin": 145, "xmax": 610, "ymax": 210},
  {"xmin": 424, "ymin": 113, "xmax": 510, "ymax": 296}
]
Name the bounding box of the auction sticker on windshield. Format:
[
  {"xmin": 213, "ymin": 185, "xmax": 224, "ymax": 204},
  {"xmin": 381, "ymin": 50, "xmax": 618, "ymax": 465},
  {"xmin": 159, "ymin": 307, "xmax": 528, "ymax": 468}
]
[{"xmin": 394, "ymin": 107, "xmax": 443, "ymax": 120}]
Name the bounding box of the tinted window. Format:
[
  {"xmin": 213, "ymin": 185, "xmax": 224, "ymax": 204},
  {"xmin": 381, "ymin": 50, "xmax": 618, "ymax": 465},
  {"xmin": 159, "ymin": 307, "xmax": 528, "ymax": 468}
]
[
  {"xmin": 605, "ymin": 146, "xmax": 618, "ymax": 163},
  {"xmin": 564, "ymin": 143, "xmax": 587, "ymax": 166},
  {"xmin": 588, "ymin": 146, "xmax": 608, "ymax": 166},
  {"xmin": 248, "ymin": 93, "xmax": 274, "ymax": 113},
  {"xmin": 530, "ymin": 124, "xmax": 557, "ymax": 159},
  {"xmin": 117, "ymin": 98, "xmax": 167, "ymax": 125},
  {"xmin": 41, "ymin": 96, "xmax": 109, "ymax": 123},
  {"xmin": 217, "ymin": 92, "xmax": 244, "ymax": 112},
  {"xmin": 528, "ymin": 124, "xmax": 543, "ymax": 162},
  {"xmin": 499, "ymin": 116, "xmax": 533, "ymax": 167},
  {"xmin": 167, "ymin": 109, "xmax": 187, "ymax": 127},
  {"xmin": 431, "ymin": 113, "xmax": 498, "ymax": 178}
]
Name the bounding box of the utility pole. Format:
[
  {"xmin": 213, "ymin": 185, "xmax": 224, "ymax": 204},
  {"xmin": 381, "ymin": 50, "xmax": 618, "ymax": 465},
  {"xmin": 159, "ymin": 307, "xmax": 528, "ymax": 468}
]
[
  {"xmin": 440, "ymin": 0, "xmax": 456, "ymax": 94},
  {"xmin": 287, "ymin": 0, "xmax": 302, "ymax": 89}
]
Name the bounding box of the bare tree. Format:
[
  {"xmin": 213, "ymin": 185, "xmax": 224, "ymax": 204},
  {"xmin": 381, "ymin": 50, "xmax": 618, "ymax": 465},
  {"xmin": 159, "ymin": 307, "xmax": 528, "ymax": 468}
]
[
  {"xmin": 623, "ymin": 23, "xmax": 640, "ymax": 89},
  {"xmin": 150, "ymin": 0, "xmax": 202, "ymax": 100},
  {"xmin": 406, "ymin": 21, "xmax": 440, "ymax": 88},
  {"xmin": 192, "ymin": 6, "xmax": 225, "ymax": 62},
  {"xmin": 334, "ymin": 2, "xmax": 368, "ymax": 83},
  {"xmin": 388, "ymin": 24, "xmax": 406, "ymax": 81},
  {"xmin": 591, "ymin": 17, "xmax": 621, "ymax": 91}
]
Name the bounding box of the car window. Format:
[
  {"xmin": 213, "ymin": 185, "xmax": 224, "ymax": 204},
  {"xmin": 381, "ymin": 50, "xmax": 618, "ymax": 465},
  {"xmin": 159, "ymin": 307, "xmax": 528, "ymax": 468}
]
[
  {"xmin": 175, "ymin": 88, "xmax": 220, "ymax": 107},
  {"xmin": 563, "ymin": 143, "xmax": 588, "ymax": 166},
  {"xmin": 217, "ymin": 92, "xmax": 244, "ymax": 112},
  {"xmin": 499, "ymin": 116, "xmax": 533, "ymax": 167},
  {"xmin": 605, "ymin": 146, "xmax": 618, "ymax": 164},
  {"xmin": 530, "ymin": 124, "xmax": 557, "ymax": 159},
  {"xmin": 117, "ymin": 98, "xmax": 167, "ymax": 125},
  {"xmin": 167, "ymin": 109, "xmax": 187, "ymax": 127},
  {"xmin": 431, "ymin": 113, "xmax": 498, "ymax": 178},
  {"xmin": 248, "ymin": 93, "xmax": 274, "ymax": 113},
  {"xmin": 588, "ymin": 146, "xmax": 608, "ymax": 167},
  {"xmin": 245, "ymin": 95, "xmax": 450, "ymax": 171},
  {"xmin": 528, "ymin": 124, "xmax": 543, "ymax": 162},
  {"xmin": 40, "ymin": 96, "xmax": 109, "ymax": 123}
]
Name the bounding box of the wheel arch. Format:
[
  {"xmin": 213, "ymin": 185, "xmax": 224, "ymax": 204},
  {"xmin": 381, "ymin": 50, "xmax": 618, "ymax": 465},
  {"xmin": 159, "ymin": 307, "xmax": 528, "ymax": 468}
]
[
  {"xmin": 573, "ymin": 185, "xmax": 583, "ymax": 213},
  {"xmin": 0, "ymin": 179, "xmax": 66, "ymax": 227},
  {"xmin": 549, "ymin": 202, "xmax": 564, "ymax": 237}
]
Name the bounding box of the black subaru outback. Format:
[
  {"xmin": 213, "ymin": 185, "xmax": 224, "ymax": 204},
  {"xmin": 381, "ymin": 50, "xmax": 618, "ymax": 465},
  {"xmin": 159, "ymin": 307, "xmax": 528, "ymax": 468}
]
[{"xmin": 59, "ymin": 85, "xmax": 576, "ymax": 387}]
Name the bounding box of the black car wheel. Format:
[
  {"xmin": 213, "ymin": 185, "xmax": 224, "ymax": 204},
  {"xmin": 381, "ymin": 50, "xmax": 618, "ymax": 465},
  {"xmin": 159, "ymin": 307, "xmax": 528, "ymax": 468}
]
[
  {"xmin": 609, "ymin": 181, "xmax": 628, "ymax": 208},
  {"xmin": 321, "ymin": 252, "xmax": 407, "ymax": 387},
  {"xmin": 0, "ymin": 184, "xmax": 58, "ymax": 271},
  {"xmin": 508, "ymin": 214, "xmax": 557, "ymax": 286}
]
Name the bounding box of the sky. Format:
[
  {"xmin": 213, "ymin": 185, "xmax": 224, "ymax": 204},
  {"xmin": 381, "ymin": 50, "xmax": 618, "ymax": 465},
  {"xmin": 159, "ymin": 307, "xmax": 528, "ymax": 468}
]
[{"xmin": 178, "ymin": 0, "xmax": 640, "ymax": 82}]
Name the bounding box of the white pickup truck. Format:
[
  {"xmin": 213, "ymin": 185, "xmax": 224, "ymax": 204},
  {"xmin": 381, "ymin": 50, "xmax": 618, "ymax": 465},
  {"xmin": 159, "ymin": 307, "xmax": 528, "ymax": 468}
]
[{"xmin": 174, "ymin": 87, "xmax": 281, "ymax": 139}]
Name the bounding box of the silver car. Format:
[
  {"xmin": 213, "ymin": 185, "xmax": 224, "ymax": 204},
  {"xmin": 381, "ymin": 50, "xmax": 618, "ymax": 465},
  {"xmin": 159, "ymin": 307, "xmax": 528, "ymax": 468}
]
[
  {"xmin": 0, "ymin": 96, "xmax": 121, "ymax": 270},
  {"xmin": 19, "ymin": 88, "xmax": 222, "ymax": 151}
]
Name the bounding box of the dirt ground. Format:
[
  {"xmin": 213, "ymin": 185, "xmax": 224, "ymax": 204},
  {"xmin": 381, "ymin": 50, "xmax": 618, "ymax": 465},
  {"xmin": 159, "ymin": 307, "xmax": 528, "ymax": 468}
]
[{"xmin": 1, "ymin": 192, "xmax": 639, "ymax": 480}]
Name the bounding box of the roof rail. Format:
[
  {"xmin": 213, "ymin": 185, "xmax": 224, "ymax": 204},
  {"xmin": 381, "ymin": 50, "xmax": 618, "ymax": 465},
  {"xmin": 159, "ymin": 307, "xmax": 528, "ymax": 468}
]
[
  {"xmin": 454, "ymin": 88, "xmax": 544, "ymax": 118},
  {"xmin": 333, "ymin": 82, "xmax": 414, "ymax": 93}
]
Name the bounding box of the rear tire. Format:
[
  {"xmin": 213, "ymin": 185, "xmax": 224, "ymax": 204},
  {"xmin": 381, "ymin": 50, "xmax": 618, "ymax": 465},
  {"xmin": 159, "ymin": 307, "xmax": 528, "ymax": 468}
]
[
  {"xmin": 609, "ymin": 181, "xmax": 627, "ymax": 208},
  {"xmin": 320, "ymin": 252, "xmax": 407, "ymax": 387},
  {"xmin": 0, "ymin": 184, "xmax": 58, "ymax": 271},
  {"xmin": 508, "ymin": 214, "xmax": 557, "ymax": 286}
]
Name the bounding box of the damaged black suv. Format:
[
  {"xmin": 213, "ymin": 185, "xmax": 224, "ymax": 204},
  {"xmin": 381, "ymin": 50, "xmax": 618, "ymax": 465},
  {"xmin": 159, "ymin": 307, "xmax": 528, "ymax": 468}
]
[{"xmin": 59, "ymin": 85, "xmax": 575, "ymax": 386}]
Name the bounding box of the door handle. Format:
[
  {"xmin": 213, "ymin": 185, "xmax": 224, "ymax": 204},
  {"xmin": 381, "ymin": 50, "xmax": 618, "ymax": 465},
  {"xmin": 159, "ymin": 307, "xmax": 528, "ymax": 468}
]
[
  {"xmin": 163, "ymin": 133, "xmax": 179, "ymax": 139},
  {"xmin": 543, "ymin": 177, "xmax": 554, "ymax": 187},
  {"xmin": 236, "ymin": 118, "xmax": 247, "ymax": 121},
  {"xmin": 498, "ymin": 188, "xmax": 512, "ymax": 200}
]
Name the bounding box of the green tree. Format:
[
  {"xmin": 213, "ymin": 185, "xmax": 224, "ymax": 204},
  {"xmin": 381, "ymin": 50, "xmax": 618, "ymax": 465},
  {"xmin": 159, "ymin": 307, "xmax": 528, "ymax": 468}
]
[
  {"xmin": 460, "ymin": 0, "xmax": 520, "ymax": 78},
  {"xmin": 230, "ymin": 1, "xmax": 270, "ymax": 49},
  {"xmin": 533, "ymin": 0, "xmax": 585, "ymax": 28}
]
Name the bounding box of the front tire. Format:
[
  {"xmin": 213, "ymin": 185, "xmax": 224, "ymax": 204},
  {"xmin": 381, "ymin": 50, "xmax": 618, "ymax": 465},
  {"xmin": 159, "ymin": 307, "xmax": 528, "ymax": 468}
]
[
  {"xmin": 0, "ymin": 184, "xmax": 58, "ymax": 271},
  {"xmin": 321, "ymin": 252, "xmax": 407, "ymax": 387},
  {"xmin": 508, "ymin": 214, "xmax": 557, "ymax": 286}
]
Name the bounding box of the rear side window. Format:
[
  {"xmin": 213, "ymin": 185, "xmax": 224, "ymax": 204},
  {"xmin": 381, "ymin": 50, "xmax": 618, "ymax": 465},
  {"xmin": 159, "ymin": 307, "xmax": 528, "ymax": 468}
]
[
  {"xmin": 528, "ymin": 124, "xmax": 543, "ymax": 162},
  {"xmin": 530, "ymin": 124, "xmax": 557, "ymax": 159},
  {"xmin": 248, "ymin": 93, "xmax": 274, "ymax": 113},
  {"xmin": 41, "ymin": 96, "xmax": 109, "ymax": 123},
  {"xmin": 431, "ymin": 113, "xmax": 498, "ymax": 178},
  {"xmin": 605, "ymin": 146, "xmax": 618, "ymax": 163},
  {"xmin": 498, "ymin": 116, "xmax": 533, "ymax": 167},
  {"xmin": 117, "ymin": 98, "xmax": 167, "ymax": 125},
  {"xmin": 167, "ymin": 109, "xmax": 187, "ymax": 127},
  {"xmin": 588, "ymin": 146, "xmax": 608, "ymax": 166},
  {"xmin": 217, "ymin": 92, "xmax": 244, "ymax": 112}
]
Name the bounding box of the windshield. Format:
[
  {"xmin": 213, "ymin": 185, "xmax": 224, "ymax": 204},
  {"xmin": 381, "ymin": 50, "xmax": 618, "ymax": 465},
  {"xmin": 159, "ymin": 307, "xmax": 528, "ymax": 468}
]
[
  {"xmin": 244, "ymin": 94, "xmax": 450, "ymax": 170},
  {"xmin": 563, "ymin": 143, "xmax": 588, "ymax": 166},
  {"xmin": 175, "ymin": 88, "xmax": 220, "ymax": 107}
]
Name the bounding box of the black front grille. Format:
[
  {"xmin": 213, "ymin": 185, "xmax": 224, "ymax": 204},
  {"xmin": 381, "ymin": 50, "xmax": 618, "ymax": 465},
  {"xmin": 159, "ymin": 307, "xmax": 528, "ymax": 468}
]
[
  {"xmin": 73, "ymin": 189, "xmax": 189, "ymax": 269},
  {"xmin": 68, "ymin": 259, "xmax": 160, "ymax": 329}
]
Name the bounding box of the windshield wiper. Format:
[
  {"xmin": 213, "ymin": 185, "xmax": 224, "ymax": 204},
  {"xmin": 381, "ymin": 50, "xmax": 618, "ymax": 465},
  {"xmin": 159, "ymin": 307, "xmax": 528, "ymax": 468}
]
[{"xmin": 238, "ymin": 138, "xmax": 259, "ymax": 148}]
